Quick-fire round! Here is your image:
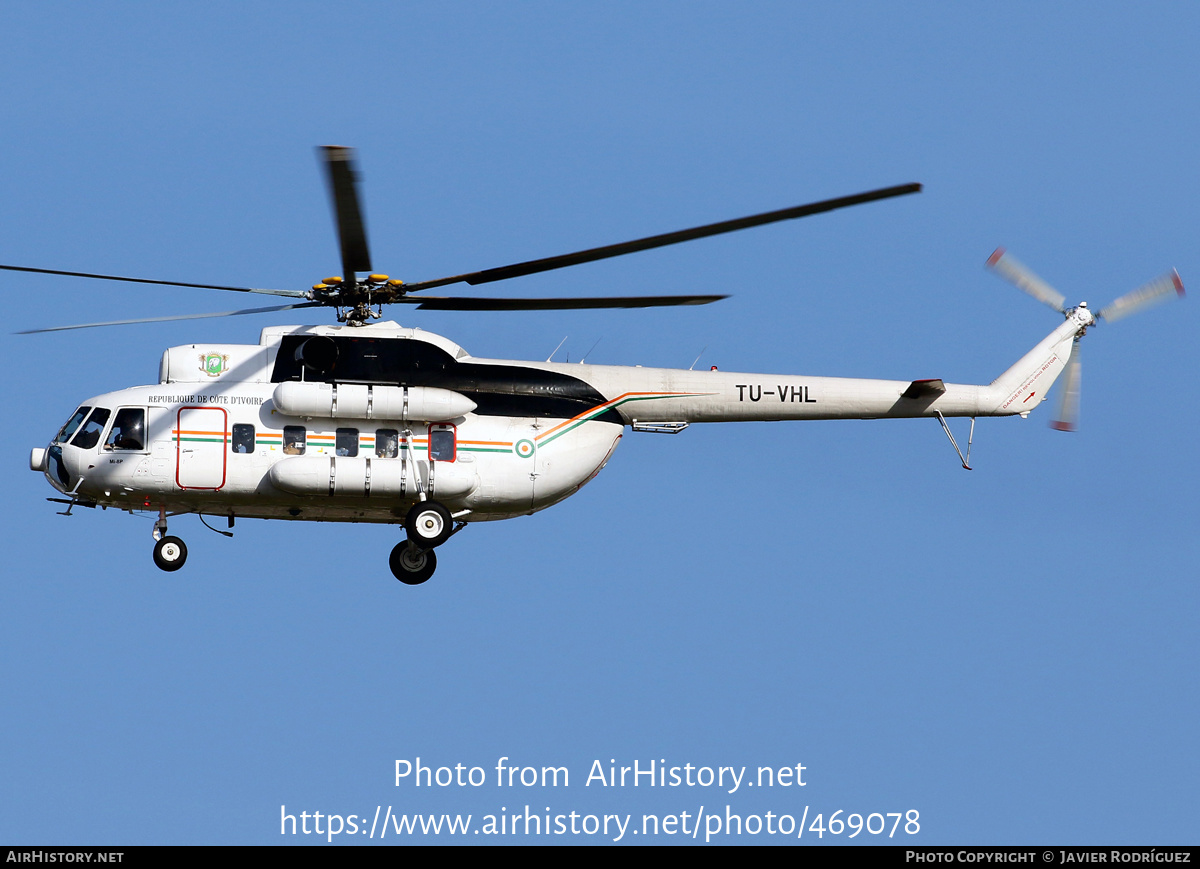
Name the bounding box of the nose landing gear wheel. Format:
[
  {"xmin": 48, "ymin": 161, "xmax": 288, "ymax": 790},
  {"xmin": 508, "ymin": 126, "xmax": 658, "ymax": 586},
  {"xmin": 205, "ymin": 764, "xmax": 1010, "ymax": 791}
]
[
  {"xmin": 153, "ymin": 536, "xmax": 188, "ymax": 572},
  {"xmin": 405, "ymin": 500, "xmax": 453, "ymax": 549},
  {"xmin": 390, "ymin": 542, "xmax": 437, "ymax": 585}
]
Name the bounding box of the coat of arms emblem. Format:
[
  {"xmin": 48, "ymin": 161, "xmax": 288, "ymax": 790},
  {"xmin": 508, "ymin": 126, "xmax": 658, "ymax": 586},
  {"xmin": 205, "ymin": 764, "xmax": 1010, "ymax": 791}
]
[{"xmin": 199, "ymin": 352, "xmax": 230, "ymax": 377}]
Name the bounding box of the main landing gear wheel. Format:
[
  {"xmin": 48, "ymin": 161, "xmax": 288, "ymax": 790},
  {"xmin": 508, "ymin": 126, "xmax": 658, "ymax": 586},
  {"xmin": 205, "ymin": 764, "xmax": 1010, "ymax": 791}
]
[
  {"xmin": 153, "ymin": 536, "xmax": 188, "ymax": 572},
  {"xmin": 405, "ymin": 500, "xmax": 453, "ymax": 549},
  {"xmin": 390, "ymin": 542, "xmax": 437, "ymax": 585}
]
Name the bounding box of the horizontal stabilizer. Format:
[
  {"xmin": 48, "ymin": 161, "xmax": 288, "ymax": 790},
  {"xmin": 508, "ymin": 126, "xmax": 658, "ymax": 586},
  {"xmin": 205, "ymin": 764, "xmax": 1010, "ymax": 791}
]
[{"xmin": 901, "ymin": 378, "xmax": 946, "ymax": 399}]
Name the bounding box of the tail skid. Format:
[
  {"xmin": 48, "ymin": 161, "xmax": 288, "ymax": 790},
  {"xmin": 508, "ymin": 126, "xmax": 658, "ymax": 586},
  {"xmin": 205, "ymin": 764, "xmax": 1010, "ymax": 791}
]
[
  {"xmin": 922, "ymin": 316, "xmax": 1080, "ymax": 470},
  {"xmin": 919, "ymin": 317, "xmax": 1079, "ymax": 471}
]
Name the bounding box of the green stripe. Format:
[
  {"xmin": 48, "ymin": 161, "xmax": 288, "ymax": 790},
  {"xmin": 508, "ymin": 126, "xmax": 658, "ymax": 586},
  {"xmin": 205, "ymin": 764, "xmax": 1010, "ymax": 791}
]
[{"xmin": 538, "ymin": 393, "xmax": 712, "ymax": 447}]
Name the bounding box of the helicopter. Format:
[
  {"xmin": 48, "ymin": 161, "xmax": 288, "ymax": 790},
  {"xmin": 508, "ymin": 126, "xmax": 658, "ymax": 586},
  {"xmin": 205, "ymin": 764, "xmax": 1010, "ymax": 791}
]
[{"xmin": 14, "ymin": 148, "xmax": 1184, "ymax": 584}]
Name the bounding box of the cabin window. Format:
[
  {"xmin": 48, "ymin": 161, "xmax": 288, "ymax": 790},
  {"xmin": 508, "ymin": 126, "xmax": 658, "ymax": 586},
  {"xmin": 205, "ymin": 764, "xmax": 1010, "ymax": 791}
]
[
  {"xmin": 71, "ymin": 407, "xmax": 111, "ymax": 450},
  {"xmin": 283, "ymin": 425, "xmax": 306, "ymax": 455},
  {"xmin": 54, "ymin": 406, "xmax": 91, "ymax": 444},
  {"xmin": 231, "ymin": 424, "xmax": 256, "ymax": 454},
  {"xmin": 375, "ymin": 429, "xmax": 399, "ymax": 458},
  {"xmin": 104, "ymin": 408, "xmax": 145, "ymax": 451},
  {"xmin": 428, "ymin": 425, "xmax": 456, "ymax": 462},
  {"xmin": 336, "ymin": 428, "xmax": 359, "ymax": 457}
]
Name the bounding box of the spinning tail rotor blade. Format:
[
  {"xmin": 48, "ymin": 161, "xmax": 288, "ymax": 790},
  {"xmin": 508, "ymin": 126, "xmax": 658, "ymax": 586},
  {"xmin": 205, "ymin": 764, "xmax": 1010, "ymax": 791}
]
[
  {"xmin": 1050, "ymin": 339, "xmax": 1082, "ymax": 432},
  {"xmin": 986, "ymin": 248, "xmax": 1068, "ymax": 313},
  {"xmin": 1097, "ymin": 269, "xmax": 1184, "ymax": 323},
  {"xmin": 319, "ymin": 146, "xmax": 372, "ymax": 283}
]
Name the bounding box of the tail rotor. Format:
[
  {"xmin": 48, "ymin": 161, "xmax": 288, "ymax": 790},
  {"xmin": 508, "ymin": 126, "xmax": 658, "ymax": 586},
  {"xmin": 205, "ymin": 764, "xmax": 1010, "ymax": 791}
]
[{"xmin": 986, "ymin": 249, "xmax": 1184, "ymax": 431}]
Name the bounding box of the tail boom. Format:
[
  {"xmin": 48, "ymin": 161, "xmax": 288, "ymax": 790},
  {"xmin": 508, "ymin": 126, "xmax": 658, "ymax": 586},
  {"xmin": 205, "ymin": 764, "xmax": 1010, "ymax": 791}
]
[{"xmin": 523, "ymin": 318, "xmax": 1082, "ymax": 425}]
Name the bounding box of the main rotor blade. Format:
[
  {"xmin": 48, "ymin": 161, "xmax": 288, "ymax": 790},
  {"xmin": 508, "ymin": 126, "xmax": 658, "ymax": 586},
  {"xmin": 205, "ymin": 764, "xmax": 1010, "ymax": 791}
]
[
  {"xmin": 986, "ymin": 248, "xmax": 1067, "ymax": 313},
  {"xmin": 1050, "ymin": 339, "xmax": 1082, "ymax": 432},
  {"xmin": 1097, "ymin": 269, "xmax": 1184, "ymax": 323},
  {"xmin": 319, "ymin": 145, "xmax": 372, "ymax": 283},
  {"xmin": 0, "ymin": 264, "xmax": 308, "ymax": 298},
  {"xmin": 17, "ymin": 301, "xmax": 324, "ymax": 333},
  {"xmin": 398, "ymin": 293, "xmax": 728, "ymax": 311},
  {"xmin": 401, "ymin": 183, "xmax": 922, "ymax": 293}
]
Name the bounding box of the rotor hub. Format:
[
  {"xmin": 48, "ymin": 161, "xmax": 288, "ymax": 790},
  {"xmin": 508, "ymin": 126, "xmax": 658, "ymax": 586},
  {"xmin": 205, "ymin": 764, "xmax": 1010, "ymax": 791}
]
[
  {"xmin": 1070, "ymin": 303, "xmax": 1096, "ymax": 330},
  {"xmin": 311, "ymin": 274, "xmax": 407, "ymax": 326}
]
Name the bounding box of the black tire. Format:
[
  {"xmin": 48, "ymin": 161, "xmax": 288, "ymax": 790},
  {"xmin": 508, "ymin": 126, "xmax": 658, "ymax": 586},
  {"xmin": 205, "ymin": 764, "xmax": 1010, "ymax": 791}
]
[
  {"xmin": 390, "ymin": 542, "xmax": 437, "ymax": 585},
  {"xmin": 153, "ymin": 536, "xmax": 188, "ymax": 572},
  {"xmin": 405, "ymin": 500, "xmax": 453, "ymax": 549}
]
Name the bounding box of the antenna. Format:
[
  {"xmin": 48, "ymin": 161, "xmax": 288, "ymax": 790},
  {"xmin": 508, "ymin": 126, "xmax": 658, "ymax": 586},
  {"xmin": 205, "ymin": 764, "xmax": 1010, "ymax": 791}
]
[
  {"xmin": 688, "ymin": 346, "xmax": 708, "ymax": 370},
  {"xmin": 546, "ymin": 335, "xmax": 568, "ymax": 362},
  {"xmin": 580, "ymin": 337, "xmax": 603, "ymax": 364}
]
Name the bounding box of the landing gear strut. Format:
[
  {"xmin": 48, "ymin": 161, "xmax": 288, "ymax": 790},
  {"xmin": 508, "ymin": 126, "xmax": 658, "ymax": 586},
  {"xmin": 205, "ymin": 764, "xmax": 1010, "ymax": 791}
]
[
  {"xmin": 151, "ymin": 508, "xmax": 188, "ymax": 571},
  {"xmin": 390, "ymin": 542, "xmax": 437, "ymax": 585}
]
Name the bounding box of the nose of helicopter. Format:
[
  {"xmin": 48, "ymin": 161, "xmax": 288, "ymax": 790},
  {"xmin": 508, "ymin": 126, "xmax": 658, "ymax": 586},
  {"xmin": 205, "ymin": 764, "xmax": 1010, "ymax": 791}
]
[{"xmin": 34, "ymin": 443, "xmax": 74, "ymax": 493}]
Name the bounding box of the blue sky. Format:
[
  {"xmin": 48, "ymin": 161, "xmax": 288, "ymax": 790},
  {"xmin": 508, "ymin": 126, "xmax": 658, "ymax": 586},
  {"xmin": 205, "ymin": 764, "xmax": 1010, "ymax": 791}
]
[{"xmin": 2, "ymin": 2, "xmax": 1197, "ymax": 845}]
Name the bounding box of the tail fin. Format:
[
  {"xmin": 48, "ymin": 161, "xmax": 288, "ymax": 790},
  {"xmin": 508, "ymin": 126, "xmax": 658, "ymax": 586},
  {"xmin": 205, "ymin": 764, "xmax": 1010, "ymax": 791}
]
[{"xmin": 984, "ymin": 319, "xmax": 1079, "ymax": 416}]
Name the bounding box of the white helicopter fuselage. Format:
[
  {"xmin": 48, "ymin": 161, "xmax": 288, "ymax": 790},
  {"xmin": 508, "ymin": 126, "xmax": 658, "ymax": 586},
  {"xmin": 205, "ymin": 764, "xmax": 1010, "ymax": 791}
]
[
  {"xmin": 17, "ymin": 146, "xmax": 1175, "ymax": 585},
  {"xmin": 35, "ymin": 315, "xmax": 1084, "ymax": 530}
]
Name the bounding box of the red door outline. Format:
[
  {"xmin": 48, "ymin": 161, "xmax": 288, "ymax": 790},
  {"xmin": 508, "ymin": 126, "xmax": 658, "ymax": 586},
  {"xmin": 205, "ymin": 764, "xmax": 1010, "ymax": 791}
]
[
  {"xmin": 427, "ymin": 423, "xmax": 457, "ymax": 463},
  {"xmin": 175, "ymin": 406, "xmax": 228, "ymax": 490}
]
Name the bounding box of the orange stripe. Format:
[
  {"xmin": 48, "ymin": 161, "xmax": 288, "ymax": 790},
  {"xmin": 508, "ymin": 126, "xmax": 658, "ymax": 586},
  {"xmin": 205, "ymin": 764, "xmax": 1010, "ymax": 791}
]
[{"xmin": 536, "ymin": 391, "xmax": 693, "ymax": 441}]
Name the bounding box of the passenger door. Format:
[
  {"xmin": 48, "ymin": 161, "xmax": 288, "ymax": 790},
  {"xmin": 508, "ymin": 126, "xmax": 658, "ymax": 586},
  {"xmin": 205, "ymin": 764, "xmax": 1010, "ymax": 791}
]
[{"xmin": 176, "ymin": 407, "xmax": 227, "ymax": 490}]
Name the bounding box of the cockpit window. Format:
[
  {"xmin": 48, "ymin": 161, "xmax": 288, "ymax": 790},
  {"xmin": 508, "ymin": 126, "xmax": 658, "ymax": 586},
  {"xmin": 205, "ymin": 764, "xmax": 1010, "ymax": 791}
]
[
  {"xmin": 54, "ymin": 406, "xmax": 91, "ymax": 444},
  {"xmin": 104, "ymin": 408, "xmax": 145, "ymax": 451},
  {"xmin": 70, "ymin": 407, "xmax": 111, "ymax": 450}
]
